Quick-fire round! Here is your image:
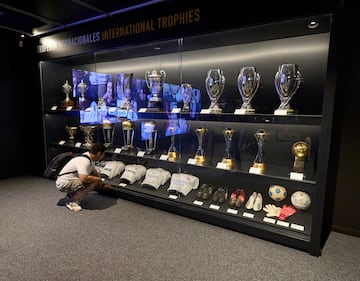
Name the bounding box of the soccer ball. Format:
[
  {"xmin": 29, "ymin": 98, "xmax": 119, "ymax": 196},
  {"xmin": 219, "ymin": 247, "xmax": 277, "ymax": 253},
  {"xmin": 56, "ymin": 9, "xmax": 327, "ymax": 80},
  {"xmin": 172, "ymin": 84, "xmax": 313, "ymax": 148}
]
[
  {"xmin": 291, "ymin": 191, "xmax": 311, "ymax": 210},
  {"xmin": 268, "ymin": 185, "xmax": 287, "ymax": 201}
]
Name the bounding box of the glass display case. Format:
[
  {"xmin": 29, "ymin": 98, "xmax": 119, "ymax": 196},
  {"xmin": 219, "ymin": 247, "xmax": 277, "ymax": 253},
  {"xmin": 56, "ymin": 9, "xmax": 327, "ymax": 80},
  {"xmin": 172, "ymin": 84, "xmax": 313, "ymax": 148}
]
[{"xmin": 40, "ymin": 13, "xmax": 338, "ymax": 256}]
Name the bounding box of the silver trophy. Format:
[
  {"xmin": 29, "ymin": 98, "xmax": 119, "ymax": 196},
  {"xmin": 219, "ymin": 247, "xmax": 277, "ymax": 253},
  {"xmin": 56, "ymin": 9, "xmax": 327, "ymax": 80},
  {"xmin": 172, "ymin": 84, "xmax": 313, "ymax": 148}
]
[
  {"xmin": 79, "ymin": 125, "xmax": 97, "ymax": 147},
  {"xmin": 143, "ymin": 120, "xmax": 158, "ymax": 154},
  {"xmin": 65, "ymin": 126, "xmax": 78, "ymax": 142},
  {"xmin": 102, "ymin": 121, "xmax": 114, "ymax": 148},
  {"xmin": 77, "ymin": 79, "xmax": 89, "ymax": 110},
  {"xmin": 221, "ymin": 128, "xmax": 235, "ymax": 170},
  {"xmin": 274, "ymin": 64, "xmax": 301, "ymax": 115},
  {"xmin": 145, "ymin": 69, "xmax": 166, "ymax": 111},
  {"xmin": 236, "ymin": 66, "xmax": 260, "ymax": 114},
  {"xmin": 121, "ymin": 119, "xmax": 135, "ymax": 151},
  {"xmin": 205, "ymin": 69, "xmax": 225, "ymax": 114},
  {"xmin": 180, "ymin": 83, "xmax": 192, "ymax": 112}
]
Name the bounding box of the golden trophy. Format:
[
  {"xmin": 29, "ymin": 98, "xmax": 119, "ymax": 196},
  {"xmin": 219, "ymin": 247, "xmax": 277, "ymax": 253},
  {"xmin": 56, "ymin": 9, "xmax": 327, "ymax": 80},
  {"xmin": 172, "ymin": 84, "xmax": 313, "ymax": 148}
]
[
  {"xmin": 121, "ymin": 119, "xmax": 135, "ymax": 151},
  {"xmin": 167, "ymin": 126, "xmax": 177, "ymax": 162},
  {"xmin": 221, "ymin": 128, "xmax": 235, "ymax": 170},
  {"xmin": 77, "ymin": 79, "xmax": 89, "ymax": 110},
  {"xmin": 250, "ymin": 129, "xmax": 269, "ymax": 174},
  {"xmin": 102, "ymin": 121, "xmax": 114, "ymax": 148},
  {"xmin": 61, "ymin": 80, "xmax": 74, "ymax": 109},
  {"xmin": 292, "ymin": 141, "xmax": 309, "ymax": 174},
  {"xmin": 194, "ymin": 126, "xmax": 207, "ymax": 165},
  {"xmin": 65, "ymin": 126, "xmax": 78, "ymax": 142}
]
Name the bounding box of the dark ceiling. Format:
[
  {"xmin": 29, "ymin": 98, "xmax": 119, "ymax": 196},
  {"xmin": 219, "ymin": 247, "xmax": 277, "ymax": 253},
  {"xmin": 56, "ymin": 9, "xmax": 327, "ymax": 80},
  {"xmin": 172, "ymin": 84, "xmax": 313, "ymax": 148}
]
[{"xmin": 0, "ymin": 0, "xmax": 168, "ymax": 37}]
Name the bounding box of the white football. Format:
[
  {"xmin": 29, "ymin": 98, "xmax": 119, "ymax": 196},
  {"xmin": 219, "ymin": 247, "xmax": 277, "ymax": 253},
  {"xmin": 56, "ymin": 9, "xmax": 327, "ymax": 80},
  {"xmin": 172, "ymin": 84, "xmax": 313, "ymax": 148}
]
[
  {"xmin": 291, "ymin": 191, "xmax": 311, "ymax": 210},
  {"xmin": 268, "ymin": 185, "xmax": 287, "ymax": 202}
]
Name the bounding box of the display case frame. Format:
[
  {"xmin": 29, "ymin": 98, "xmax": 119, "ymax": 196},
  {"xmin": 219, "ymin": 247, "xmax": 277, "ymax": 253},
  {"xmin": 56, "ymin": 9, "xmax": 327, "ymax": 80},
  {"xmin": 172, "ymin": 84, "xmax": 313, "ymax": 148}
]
[{"xmin": 40, "ymin": 13, "xmax": 340, "ymax": 256}]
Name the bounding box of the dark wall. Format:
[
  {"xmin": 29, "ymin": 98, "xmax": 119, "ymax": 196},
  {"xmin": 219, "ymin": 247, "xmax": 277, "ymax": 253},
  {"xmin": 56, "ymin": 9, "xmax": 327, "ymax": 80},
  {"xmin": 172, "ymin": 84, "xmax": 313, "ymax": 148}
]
[{"xmin": 0, "ymin": 30, "xmax": 44, "ymax": 179}]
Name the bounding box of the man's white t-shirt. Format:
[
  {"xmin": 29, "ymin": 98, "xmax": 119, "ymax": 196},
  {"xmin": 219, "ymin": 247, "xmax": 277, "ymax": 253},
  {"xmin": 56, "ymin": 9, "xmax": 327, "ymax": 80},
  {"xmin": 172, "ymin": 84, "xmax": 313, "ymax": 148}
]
[{"xmin": 55, "ymin": 152, "xmax": 93, "ymax": 189}]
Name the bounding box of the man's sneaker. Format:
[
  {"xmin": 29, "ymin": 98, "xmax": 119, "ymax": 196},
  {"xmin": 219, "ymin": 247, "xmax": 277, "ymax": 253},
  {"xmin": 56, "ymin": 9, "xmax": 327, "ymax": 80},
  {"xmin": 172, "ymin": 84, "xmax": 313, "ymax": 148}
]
[{"xmin": 66, "ymin": 201, "xmax": 82, "ymax": 212}]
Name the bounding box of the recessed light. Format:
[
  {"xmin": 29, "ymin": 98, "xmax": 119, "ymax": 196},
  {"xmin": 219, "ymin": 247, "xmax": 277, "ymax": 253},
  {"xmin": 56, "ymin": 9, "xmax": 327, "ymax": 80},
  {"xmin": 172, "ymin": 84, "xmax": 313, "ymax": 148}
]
[{"xmin": 308, "ymin": 21, "xmax": 319, "ymax": 29}]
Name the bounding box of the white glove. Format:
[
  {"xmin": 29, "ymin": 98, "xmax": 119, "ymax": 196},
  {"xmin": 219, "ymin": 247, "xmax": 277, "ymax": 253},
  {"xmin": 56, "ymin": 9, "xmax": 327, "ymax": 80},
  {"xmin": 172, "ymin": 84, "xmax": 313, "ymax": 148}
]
[{"xmin": 263, "ymin": 204, "xmax": 281, "ymax": 217}]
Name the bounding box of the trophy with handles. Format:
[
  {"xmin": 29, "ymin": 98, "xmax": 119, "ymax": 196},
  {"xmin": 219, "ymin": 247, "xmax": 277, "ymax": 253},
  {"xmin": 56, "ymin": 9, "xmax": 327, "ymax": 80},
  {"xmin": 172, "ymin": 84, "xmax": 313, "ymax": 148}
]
[
  {"xmin": 205, "ymin": 69, "xmax": 225, "ymax": 114},
  {"xmin": 61, "ymin": 80, "xmax": 74, "ymax": 109},
  {"xmin": 194, "ymin": 126, "xmax": 207, "ymax": 165},
  {"xmin": 79, "ymin": 125, "xmax": 97, "ymax": 147},
  {"xmin": 221, "ymin": 128, "xmax": 235, "ymax": 170},
  {"xmin": 274, "ymin": 64, "xmax": 301, "ymax": 115},
  {"xmin": 65, "ymin": 126, "xmax": 78, "ymax": 142},
  {"xmin": 235, "ymin": 66, "xmax": 260, "ymax": 114},
  {"xmin": 145, "ymin": 69, "xmax": 166, "ymax": 111},
  {"xmin": 77, "ymin": 79, "xmax": 89, "ymax": 110}
]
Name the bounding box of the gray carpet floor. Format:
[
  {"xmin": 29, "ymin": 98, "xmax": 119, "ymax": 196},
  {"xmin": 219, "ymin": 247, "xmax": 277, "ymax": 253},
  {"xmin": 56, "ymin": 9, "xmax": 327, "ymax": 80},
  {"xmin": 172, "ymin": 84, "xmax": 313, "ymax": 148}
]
[{"xmin": 0, "ymin": 175, "xmax": 359, "ymax": 281}]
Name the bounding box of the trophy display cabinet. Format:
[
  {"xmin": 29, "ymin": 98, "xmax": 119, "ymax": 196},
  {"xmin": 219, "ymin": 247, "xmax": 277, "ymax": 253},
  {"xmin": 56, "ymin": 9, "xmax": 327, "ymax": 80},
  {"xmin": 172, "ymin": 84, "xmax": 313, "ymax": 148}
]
[{"xmin": 40, "ymin": 13, "xmax": 340, "ymax": 256}]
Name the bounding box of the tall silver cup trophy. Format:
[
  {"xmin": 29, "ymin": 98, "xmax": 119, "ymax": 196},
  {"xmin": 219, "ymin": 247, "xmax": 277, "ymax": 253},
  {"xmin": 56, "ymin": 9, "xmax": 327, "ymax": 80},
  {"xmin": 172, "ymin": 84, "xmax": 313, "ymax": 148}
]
[
  {"xmin": 274, "ymin": 64, "xmax": 301, "ymax": 115},
  {"xmin": 145, "ymin": 69, "xmax": 166, "ymax": 111},
  {"xmin": 235, "ymin": 66, "xmax": 260, "ymax": 114},
  {"xmin": 205, "ymin": 69, "xmax": 225, "ymax": 114}
]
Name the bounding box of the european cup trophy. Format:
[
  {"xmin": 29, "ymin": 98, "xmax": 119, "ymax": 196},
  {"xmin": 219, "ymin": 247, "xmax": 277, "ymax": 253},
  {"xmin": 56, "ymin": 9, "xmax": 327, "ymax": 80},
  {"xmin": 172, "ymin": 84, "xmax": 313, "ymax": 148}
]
[
  {"xmin": 221, "ymin": 128, "xmax": 235, "ymax": 170},
  {"xmin": 121, "ymin": 119, "xmax": 135, "ymax": 151},
  {"xmin": 205, "ymin": 69, "xmax": 225, "ymax": 114},
  {"xmin": 102, "ymin": 120, "xmax": 114, "ymax": 148},
  {"xmin": 250, "ymin": 129, "xmax": 268, "ymax": 174},
  {"xmin": 145, "ymin": 69, "xmax": 166, "ymax": 111},
  {"xmin": 65, "ymin": 126, "xmax": 78, "ymax": 142},
  {"xmin": 291, "ymin": 141, "xmax": 309, "ymax": 174},
  {"xmin": 77, "ymin": 79, "xmax": 89, "ymax": 110},
  {"xmin": 143, "ymin": 120, "xmax": 158, "ymax": 154},
  {"xmin": 180, "ymin": 83, "xmax": 192, "ymax": 112},
  {"xmin": 194, "ymin": 126, "xmax": 207, "ymax": 165},
  {"xmin": 274, "ymin": 64, "xmax": 301, "ymax": 115},
  {"xmin": 79, "ymin": 125, "xmax": 97, "ymax": 147},
  {"xmin": 236, "ymin": 66, "xmax": 260, "ymax": 114},
  {"xmin": 61, "ymin": 80, "xmax": 74, "ymax": 109}
]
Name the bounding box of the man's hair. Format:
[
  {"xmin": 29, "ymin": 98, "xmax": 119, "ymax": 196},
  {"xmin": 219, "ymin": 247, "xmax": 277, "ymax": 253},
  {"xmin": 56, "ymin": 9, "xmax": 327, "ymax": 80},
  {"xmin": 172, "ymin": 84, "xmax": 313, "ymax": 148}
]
[{"xmin": 89, "ymin": 143, "xmax": 107, "ymax": 154}]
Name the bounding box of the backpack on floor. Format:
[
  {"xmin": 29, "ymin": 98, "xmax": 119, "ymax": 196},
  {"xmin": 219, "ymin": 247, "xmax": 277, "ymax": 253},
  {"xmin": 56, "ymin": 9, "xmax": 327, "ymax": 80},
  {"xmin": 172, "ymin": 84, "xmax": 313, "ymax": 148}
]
[{"xmin": 43, "ymin": 152, "xmax": 91, "ymax": 180}]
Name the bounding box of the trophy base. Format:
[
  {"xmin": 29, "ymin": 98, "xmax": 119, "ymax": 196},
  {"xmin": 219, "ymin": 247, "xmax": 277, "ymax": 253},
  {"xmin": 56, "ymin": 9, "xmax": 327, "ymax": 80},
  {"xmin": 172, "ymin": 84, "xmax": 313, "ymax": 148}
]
[
  {"xmin": 168, "ymin": 151, "xmax": 177, "ymax": 162},
  {"xmin": 194, "ymin": 155, "xmax": 206, "ymax": 166},
  {"xmin": 148, "ymin": 98, "xmax": 162, "ymax": 111},
  {"xmin": 208, "ymin": 107, "xmax": 222, "ymax": 114},
  {"xmin": 221, "ymin": 158, "xmax": 234, "ymax": 170},
  {"xmin": 274, "ymin": 108, "xmax": 294, "ymax": 115},
  {"xmin": 234, "ymin": 108, "xmax": 255, "ymax": 115},
  {"xmin": 61, "ymin": 100, "xmax": 75, "ymax": 110},
  {"xmin": 250, "ymin": 162, "xmax": 265, "ymax": 174}
]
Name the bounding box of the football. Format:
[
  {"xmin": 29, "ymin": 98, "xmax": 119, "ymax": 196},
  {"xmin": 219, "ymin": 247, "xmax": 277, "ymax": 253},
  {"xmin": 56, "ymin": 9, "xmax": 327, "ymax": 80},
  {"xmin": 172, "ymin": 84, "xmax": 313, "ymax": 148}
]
[
  {"xmin": 268, "ymin": 185, "xmax": 287, "ymax": 201},
  {"xmin": 291, "ymin": 191, "xmax": 311, "ymax": 210}
]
